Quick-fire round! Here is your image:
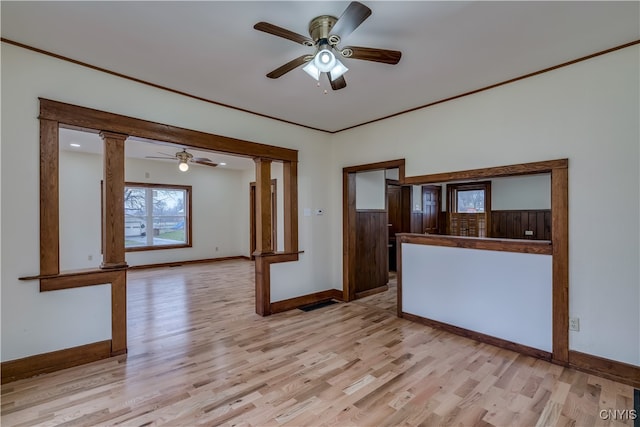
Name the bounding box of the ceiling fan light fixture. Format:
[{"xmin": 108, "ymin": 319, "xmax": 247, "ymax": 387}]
[
  {"xmin": 178, "ymin": 160, "xmax": 189, "ymax": 172},
  {"xmin": 302, "ymin": 61, "xmax": 321, "ymax": 80},
  {"xmin": 329, "ymin": 59, "xmax": 348, "ymax": 81},
  {"xmin": 313, "ymin": 46, "xmax": 336, "ymax": 72}
]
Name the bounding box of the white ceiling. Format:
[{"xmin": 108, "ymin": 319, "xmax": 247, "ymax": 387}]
[{"xmin": 2, "ymin": 1, "xmax": 639, "ymax": 133}]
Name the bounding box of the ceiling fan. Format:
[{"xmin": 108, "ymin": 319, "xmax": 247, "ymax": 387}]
[
  {"xmin": 146, "ymin": 149, "xmax": 218, "ymax": 172},
  {"xmin": 254, "ymin": 1, "xmax": 401, "ymax": 90}
]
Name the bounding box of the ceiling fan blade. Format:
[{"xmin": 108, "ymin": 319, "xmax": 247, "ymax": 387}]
[
  {"xmin": 330, "ymin": 2, "xmax": 372, "ymax": 39},
  {"xmin": 193, "ymin": 159, "xmax": 218, "ymax": 167},
  {"xmin": 145, "ymin": 156, "xmax": 174, "ymax": 160},
  {"xmin": 330, "ymin": 75, "xmax": 347, "ymax": 91},
  {"xmin": 192, "ymin": 157, "xmax": 213, "ymax": 163},
  {"xmin": 342, "ymin": 46, "xmax": 402, "ymax": 64},
  {"xmin": 254, "ymin": 22, "xmax": 314, "ymax": 46},
  {"xmin": 266, "ymin": 55, "xmax": 312, "ymax": 79}
]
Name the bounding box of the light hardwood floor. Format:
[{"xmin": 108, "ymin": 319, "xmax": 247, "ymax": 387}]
[{"xmin": 1, "ymin": 260, "xmax": 635, "ymax": 426}]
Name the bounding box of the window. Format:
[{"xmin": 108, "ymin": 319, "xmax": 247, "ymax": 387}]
[
  {"xmin": 448, "ymin": 181, "xmax": 491, "ymax": 213},
  {"xmin": 124, "ymin": 183, "xmax": 191, "ymax": 251}
]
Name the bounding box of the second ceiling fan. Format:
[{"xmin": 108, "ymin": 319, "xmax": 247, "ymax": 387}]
[{"xmin": 254, "ymin": 1, "xmax": 401, "ymax": 90}]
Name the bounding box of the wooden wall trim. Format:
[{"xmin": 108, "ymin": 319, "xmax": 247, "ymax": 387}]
[
  {"xmin": 355, "ymin": 284, "xmax": 389, "ymax": 299},
  {"xmin": 343, "ymin": 158, "xmax": 405, "ymax": 174},
  {"xmin": 270, "ymin": 289, "xmax": 343, "ymax": 314},
  {"xmin": 551, "ymin": 166, "xmax": 569, "ymax": 364},
  {"xmin": 40, "ymin": 270, "xmax": 122, "ymax": 292},
  {"xmin": 127, "ymin": 256, "xmax": 250, "ymax": 270},
  {"xmin": 40, "ymin": 119, "xmax": 59, "ymax": 275},
  {"xmin": 397, "ymin": 233, "xmax": 552, "ymax": 255},
  {"xmin": 402, "ymin": 312, "xmax": 553, "ymax": 361},
  {"xmin": 110, "ymin": 272, "xmax": 127, "ymax": 355},
  {"xmin": 1, "ymin": 340, "xmax": 113, "ymax": 384},
  {"xmin": 404, "ymin": 159, "xmax": 567, "ymax": 185},
  {"xmin": 568, "ymin": 351, "xmax": 640, "ymax": 389},
  {"xmin": 39, "ymin": 98, "xmax": 298, "ymax": 162},
  {"xmin": 283, "ymin": 161, "xmax": 299, "ymax": 253}
]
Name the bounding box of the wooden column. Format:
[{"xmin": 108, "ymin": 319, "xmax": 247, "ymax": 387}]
[
  {"xmin": 110, "ymin": 271, "xmax": 127, "ymax": 355},
  {"xmin": 100, "ymin": 131, "xmax": 128, "ymax": 269},
  {"xmin": 254, "ymin": 158, "xmax": 273, "ymax": 316},
  {"xmin": 253, "ymin": 158, "xmax": 273, "ymax": 255},
  {"xmin": 40, "ymin": 119, "xmax": 60, "ymax": 275},
  {"xmin": 283, "ymin": 161, "xmax": 298, "ymax": 253}
]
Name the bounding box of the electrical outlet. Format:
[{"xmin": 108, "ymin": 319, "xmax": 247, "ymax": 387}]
[
  {"xmin": 524, "ymin": 230, "xmax": 534, "ymax": 236},
  {"xmin": 88, "ymin": 254, "xmax": 93, "ymax": 261},
  {"xmin": 569, "ymin": 317, "xmax": 580, "ymax": 331}
]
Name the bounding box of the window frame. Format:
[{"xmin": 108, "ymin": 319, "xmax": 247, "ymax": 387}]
[
  {"xmin": 447, "ymin": 181, "xmax": 492, "ymax": 214},
  {"xmin": 122, "ymin": 182, "xmax": 192, "ymax": 252}
]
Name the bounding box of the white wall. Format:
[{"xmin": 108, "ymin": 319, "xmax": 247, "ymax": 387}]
[
  {"xmin": 491, "ymin": 174, "xmax": 550, "ymax": 210},
  {"xmin": 59, "ymin": 149, "xmax": 249, "ymax": 269},
  {"xmin": 402, "ymin": 243, "xmax": 552, "ymax": 351},
  {"xmin": 331, "ymin": 46, "xmax": 640, "ymax": 365},
  {"xmin": 1, "ymin": 43, "xmax": 332, "ymax": 361}
]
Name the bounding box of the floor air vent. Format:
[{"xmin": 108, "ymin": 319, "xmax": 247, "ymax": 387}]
[{"xmin": 299, "ymin": 300, "xmax": 339, "ymax": 312}]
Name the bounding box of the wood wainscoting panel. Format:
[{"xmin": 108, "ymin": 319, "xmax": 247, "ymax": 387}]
[
  {"xmin": 1, "ymin": 340, "xmax": 112, "ymax": 384},
  {"xmin": 355, "ymin": 211, "xmax": 388, "ymax": 294},
  {"xmin": 491, "ymin": 210, "xmax": 551, "ymax": 240}
]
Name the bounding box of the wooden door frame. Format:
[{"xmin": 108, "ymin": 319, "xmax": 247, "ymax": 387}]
[
  {"xmin": 342, "ymin": 159, "xmax": 406, "ymax": 301},
  {"xmin": 32, "ymin": 98, "xmax": 300, "ymax": 362}
]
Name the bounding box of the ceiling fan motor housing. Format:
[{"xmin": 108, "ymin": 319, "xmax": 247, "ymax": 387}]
[{"xmin": 308, "ymin": 15, "xmax": 339, "ymax": 46}]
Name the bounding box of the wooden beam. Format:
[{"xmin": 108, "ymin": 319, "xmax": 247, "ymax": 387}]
[
  {"xmin": 39, "ymin": 98, "xmax": 298, "ymax": 162},
  {"xmin": 404, "ymin": 159, "xmax": 569, "ymax": 185},
  {"xmin": 100, "ymin": 131, "xmax": 128, "ymax": 269}
]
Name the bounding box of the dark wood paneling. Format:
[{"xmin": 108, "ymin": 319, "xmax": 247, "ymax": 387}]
[
  {"xmin": 355, "ymin": 211, "xmax": 388, "ymax": 293},
  {"xmin": 1, "ymin": 340, "xmax": 113, "ymax": 384},
  {"xmin": 491, "ymin": 210, "xmax": 551, "ymax": 240},
  {"xmin": 410, "ymin": 212, "xmax": 423, "ymax": 234},
  {"xmin": 422, "ymin": 185, "xmax": 441, "ymax": 234}
]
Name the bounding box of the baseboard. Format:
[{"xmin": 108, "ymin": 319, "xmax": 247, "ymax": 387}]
[
  {"xmin": 401, "ymin": 312, "xmax": 552, "ymax": 361},
  {"xmin": 128, "ymin": 255, "xmax": 251, "ymax": 270},
  {"xmin": 569, "ymin": 350, "xmax": 640, "ymax": 388},
  {"xmin": 355, "ymin": 284, "xmax": 389, "ymax": 299},
  {"xmin": 271, "ymin": 289, "xmax": 343, "ymax": 314},
  {"xmin": 1, "ymin": 340, "xmax": 113, "ymax": 384}
]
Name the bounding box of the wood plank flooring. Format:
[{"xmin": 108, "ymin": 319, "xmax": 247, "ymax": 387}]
[{"xmin": 1, "ymin": 260, "xmax": 635, "ymax": 426}]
